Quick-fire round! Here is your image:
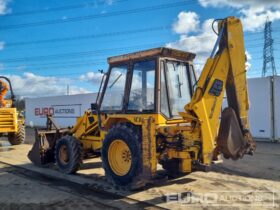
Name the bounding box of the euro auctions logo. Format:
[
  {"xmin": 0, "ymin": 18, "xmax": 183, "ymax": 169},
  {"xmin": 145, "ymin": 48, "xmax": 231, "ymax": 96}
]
[
  {"xmin": 34, "ymin": 104, "xmax": 81, "ymax": 117},
  {"xmin": 35, "ymin": 107, "xmax": 54, "ymax": 116},
  {"xmin": 165, "ymin": 191, "xmax": 277, "ymax": 207}
]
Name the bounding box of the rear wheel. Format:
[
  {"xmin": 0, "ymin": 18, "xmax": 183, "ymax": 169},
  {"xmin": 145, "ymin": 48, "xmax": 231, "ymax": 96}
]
[
  {"xmin": 55, "ymin": 136, "xmax": 82, "ymax": 174},
  {"xmin": 101, "ymin": 123, "xmax": 141, "ymax": 186},
  {"xmin": 8, "ymin": 123, "xmax": 25, "ymax": 145}
]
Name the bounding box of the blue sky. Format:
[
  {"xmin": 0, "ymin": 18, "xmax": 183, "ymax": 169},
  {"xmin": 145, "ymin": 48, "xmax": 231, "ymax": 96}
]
[{"xmin": 0, "ymin": 0, "xmax": 280, "ymax": 97}]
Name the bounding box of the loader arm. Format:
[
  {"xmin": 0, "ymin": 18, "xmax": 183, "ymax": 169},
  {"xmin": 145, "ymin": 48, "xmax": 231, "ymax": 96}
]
[{"xmin": 184, "ymin": 17, "xmax": 256, "ymax": 164}]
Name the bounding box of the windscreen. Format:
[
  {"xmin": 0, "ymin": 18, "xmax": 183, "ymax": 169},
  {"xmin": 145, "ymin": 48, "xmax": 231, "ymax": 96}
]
[{"xmin": 100, "ymin": 65, "xmax": 127, "ymax": 111}]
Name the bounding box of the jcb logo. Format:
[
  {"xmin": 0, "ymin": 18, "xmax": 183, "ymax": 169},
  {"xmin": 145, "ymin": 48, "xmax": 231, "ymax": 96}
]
[
  {"xmin": 35, "ymin": 107, "xmax": 54, "ymax": 116},
  {"xmin": 134, "ymin": 116, "xmax": 142, "ymax": 123}
]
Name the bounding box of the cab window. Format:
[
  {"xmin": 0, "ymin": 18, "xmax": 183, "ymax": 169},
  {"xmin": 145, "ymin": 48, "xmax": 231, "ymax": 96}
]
[
  {"xmin": 160, "ymin": 61, "xmax": 170, "ymax": 118},
  {"xmin": 128, "ymin": 60, "xmax": 156, "ymax": 112},
  {"xmin": 189, "ymin": 64, "xmax": 197, "ymax": 94},
  {"xmin": 165, "ymin": 61, "xmax": 192, "ymax": 117},
  {"xmin": 100, "ymin": 65, "xmax": 127, "ymax": 111}
]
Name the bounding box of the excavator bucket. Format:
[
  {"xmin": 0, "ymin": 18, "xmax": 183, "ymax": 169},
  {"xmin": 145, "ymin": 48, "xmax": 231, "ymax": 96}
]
[{"xmin": 217, "ymin": 107, "xmax": 255, "ymax": 160}]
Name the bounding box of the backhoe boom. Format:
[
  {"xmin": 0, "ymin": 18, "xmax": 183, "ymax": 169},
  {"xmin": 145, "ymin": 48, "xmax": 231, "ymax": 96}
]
[{"xmin": 184, "ymin": 17, "xmax": 256, "ymax": 164}]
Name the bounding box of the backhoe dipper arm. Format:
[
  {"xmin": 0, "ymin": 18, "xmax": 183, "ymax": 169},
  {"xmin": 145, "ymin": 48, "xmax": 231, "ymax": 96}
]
[{"xmin": 184, "ymin": 17, "xmax": 256, "ymax": 164}]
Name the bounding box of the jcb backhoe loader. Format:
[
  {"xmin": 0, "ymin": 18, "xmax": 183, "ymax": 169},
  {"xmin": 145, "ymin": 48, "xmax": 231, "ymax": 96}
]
[
  {"xmin": 0, "ymin": 76, "xmax": 25, "ymax": 145},
  {"xmin": 28, "ymin": 17, "xmax": 256, "ymax": 188}
]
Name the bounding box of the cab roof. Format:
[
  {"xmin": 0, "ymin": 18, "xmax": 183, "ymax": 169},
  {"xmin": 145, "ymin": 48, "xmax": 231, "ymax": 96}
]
[{"xmin": 108, "ymin": 47, "xmax": 196, "ymax": 64}]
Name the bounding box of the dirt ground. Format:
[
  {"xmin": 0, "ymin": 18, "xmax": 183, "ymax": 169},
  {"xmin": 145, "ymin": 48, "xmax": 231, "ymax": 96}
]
[
  {"xmin": 0, "ymin": 162, "xmax": 107, "ymax": 210},
  {"xmin": 0, "ymin": 128, "xmax": 279, "ymax": 209}
]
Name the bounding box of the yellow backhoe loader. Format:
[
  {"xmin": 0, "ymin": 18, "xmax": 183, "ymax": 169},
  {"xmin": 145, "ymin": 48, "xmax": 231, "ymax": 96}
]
[
  {"xmin": 28, "ymin": 17, "xmax": 256, "ymax": 188},
  {"xmin": 0, "ymin": 76, "xmax": 25, "ymax": 145}
]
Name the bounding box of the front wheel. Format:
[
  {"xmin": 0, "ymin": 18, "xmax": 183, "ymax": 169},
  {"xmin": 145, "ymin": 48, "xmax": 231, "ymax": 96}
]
[
  {"xmin": 101, "ymin": 123, "xmax": 141, "ymax": 186},
  {"xmin": 55, "ymin": 136, "xmax": 82, "ymax": 174},
  {"xmin": 8, "ymin": 123, "xmax": 25, "ymax": 145}
]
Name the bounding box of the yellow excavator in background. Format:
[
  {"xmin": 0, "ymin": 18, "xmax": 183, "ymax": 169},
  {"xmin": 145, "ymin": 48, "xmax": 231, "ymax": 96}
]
[
  {"xmin": 29, "ymin": 16, "xmax": 256, "ymax": 188},
  {"xmin": 0, "ymin": 76, "xmax": 25, "ymax": 145}
]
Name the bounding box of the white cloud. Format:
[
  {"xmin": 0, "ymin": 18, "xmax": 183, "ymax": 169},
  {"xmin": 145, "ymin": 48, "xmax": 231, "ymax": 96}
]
[
  {"xmin": 167, "ymin": 13, "xmax": 254, "ymax": 74},
  {"xmin": 172, "ymin": 11, "xmax": 199, "ymax": 34},
  {"xmin": 245, "ymin": 50, "xmax": 252, "ymax": 71},
  {"xmin": 241, "ymin": 8, "xmax": 280, "ymax": 31},
  {"xmin": 79, "ymin": 71, "xmax": 104, "ymax": 84},
  {"xmin": 246, "ymin": 50, "xmax": 252, "ymax": 61},
  {"xmin": 0, "ymin": 0, "xmax": 11, "ymax": 15},
  {"xmin": 167, "ymin": 15, "xmax": 217, "ymax": 73},
  {"xmin": 80, "ymin": 70, "xmax": 127, "ymax": 88},
  {"xmin": 198, "ymin": 0, "xmax": 280, "ymax": 31},
  {"xmin": 3, "ymin": 72, "xmax": 90, "ymax": 98},
  {"xmin": 0, "ymin": 41, "xmax": 5, "ymax": 50}
]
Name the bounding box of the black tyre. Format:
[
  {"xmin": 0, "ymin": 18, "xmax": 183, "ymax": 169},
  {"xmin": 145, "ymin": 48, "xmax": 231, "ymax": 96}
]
[
  {"xmin": 161, "ymin": 159, "xmax": 182, "ymax": 178},
  {"xmin": 8, "ymin": 123, "xmax": 25, "ymax": 145},
  {"xmin": 55, "ymin": 136, "xmax": 82, "ymax": 174},
  {"xmin": 101, "ymin": 123, "xmax": 141, "ymax": 186}
]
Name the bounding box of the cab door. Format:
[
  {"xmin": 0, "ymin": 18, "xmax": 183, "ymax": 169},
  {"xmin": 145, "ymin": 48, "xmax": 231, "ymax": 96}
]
[{"xmin": 127, "ymin": 60, "xmax": 156, "ymax": 113}]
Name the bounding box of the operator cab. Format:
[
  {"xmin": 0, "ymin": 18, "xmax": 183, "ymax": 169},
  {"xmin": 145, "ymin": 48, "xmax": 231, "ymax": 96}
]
[{"xmin": 99, "ymin": 47, "xmax": 197, "ymax": 119}]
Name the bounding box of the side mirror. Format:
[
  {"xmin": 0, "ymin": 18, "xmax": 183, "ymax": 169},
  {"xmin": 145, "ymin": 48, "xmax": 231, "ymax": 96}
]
[{"xmin": 91, "ymin": 103, "xmax": 99, "ymax": 111}]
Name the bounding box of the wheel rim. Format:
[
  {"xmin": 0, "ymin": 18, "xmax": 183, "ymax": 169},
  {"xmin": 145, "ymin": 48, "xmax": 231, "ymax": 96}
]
[
  {"xmin": 108, "ymin": 139, "xmax": 132, "ymax": 176},
  {"xmin": 59, "ymin": 145, "xmax": 69, "ymax": 164}
]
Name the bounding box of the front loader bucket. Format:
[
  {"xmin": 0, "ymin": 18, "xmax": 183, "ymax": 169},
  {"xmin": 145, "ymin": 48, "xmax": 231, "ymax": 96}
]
[
  {"xmin": 28, "ymin": 115, "xmax": 70, "ymax": 166},
  {"xmin": 28, "ymin": 129, "xmax": 56, "ymax": 166},
  {"xmin": 217, "ymin": 107, "xmax": 256, "ymax": 160}
]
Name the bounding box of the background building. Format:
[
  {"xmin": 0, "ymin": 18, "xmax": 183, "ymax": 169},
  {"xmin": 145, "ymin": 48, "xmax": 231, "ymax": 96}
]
[{"xmin": 26, "ymin": 77, "xmax": 280, "ymax": 142}]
